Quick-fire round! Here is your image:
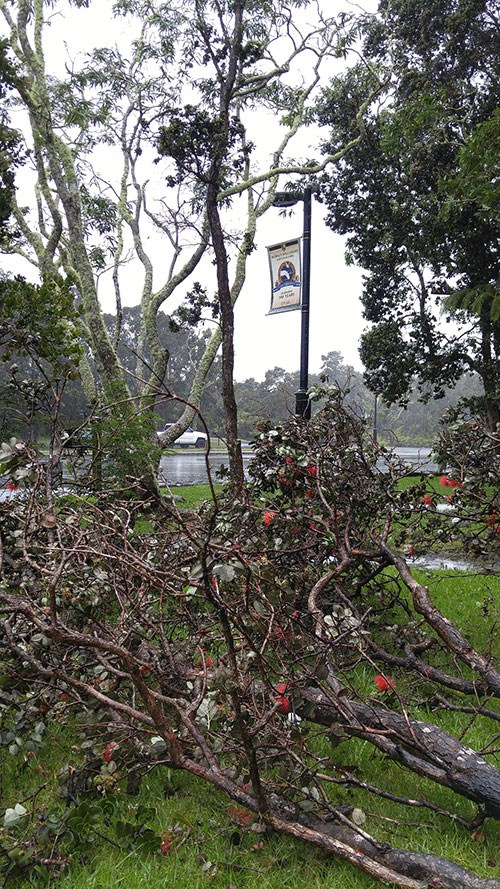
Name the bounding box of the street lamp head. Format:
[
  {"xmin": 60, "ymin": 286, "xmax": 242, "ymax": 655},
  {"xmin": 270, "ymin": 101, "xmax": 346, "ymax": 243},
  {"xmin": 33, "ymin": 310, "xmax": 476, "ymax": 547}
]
[{"xmin": 272, "ymin": 191, "xmax": 303, "ymax": 208}]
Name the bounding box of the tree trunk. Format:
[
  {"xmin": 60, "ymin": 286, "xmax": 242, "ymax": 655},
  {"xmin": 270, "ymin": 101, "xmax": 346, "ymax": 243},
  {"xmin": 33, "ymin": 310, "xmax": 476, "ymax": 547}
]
[
  {"xmin": 207, "ymin": 187, "xmax": 244, "ymax": 489},
  {"xmin": 303, "ymin": 684, "xmax": 500, "ymax": 818}
]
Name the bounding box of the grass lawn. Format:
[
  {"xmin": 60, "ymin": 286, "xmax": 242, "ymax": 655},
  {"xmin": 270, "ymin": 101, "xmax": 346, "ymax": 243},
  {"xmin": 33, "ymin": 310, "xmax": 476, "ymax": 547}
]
[
  {"xmin": 5, "ymin": 716, "xmax": 499, "ymax": 889},
  {"xmin": 161, "ymin": 483, "xmax": 224, "ymax": 509}
]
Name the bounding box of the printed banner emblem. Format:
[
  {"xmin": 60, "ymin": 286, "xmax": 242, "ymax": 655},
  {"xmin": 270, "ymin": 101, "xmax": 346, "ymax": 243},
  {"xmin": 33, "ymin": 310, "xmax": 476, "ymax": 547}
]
[{"xmin": 267, "ymin": 239, "xmax": 302, "ymax": 314}]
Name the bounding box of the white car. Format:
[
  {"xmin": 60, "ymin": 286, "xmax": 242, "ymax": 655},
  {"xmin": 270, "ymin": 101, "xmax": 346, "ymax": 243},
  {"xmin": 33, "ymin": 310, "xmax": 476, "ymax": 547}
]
[{"xmin": 162, "ymin": 423, "xmax": 208, "ymax": 449}]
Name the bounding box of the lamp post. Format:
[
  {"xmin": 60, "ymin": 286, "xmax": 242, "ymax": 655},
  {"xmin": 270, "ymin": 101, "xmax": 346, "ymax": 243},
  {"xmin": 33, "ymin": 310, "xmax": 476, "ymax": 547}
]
[{"xmin": 273, "ymin": 187, "xmax": 312, "ymax": 419}]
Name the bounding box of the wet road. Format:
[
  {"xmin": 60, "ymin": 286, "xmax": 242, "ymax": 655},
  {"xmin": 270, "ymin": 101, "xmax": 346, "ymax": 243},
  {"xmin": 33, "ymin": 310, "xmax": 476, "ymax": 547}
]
[
  {"xmin": 158, "ymin": 450, "xmax": 254, "ymax": 485},
  {"xmin": 0, "ymin": 447, "xmax": 438, "ymax": 498},
  {"xmin": 159, "ymin": 446, "xmax": 438, "ymax": 486},
  {"xmin": 377, "ymin": 446, "xmax": 438, "ymax": 474}
]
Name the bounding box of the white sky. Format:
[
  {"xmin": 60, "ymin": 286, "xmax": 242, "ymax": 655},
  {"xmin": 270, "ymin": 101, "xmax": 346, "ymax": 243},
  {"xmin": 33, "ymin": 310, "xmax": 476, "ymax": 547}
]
[{"xmin": 2, "ymin": 0, "xmax": 370, "ymax": 382}]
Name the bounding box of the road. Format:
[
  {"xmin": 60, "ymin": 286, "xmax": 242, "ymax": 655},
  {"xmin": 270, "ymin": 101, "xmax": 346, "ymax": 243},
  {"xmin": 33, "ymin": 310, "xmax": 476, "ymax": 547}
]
[
  {"xmin": 0, "ymin": 446, "xmax": 438, "ymax": 499},
  {"xmin": 158, "ymin": 450, "xmax": 254, "ymax": 485},
  {"xmin": 159, "ymin": 445, "xmax": 438, "ymax": 486}
]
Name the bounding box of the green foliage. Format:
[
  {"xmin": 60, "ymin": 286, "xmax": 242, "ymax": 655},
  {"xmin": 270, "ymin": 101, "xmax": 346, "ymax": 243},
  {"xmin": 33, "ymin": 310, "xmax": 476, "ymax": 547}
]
[
  {"xmin": 0, "ymin": 787, "xmax": 163, "ymax": 882},
  {"xmin": 0, "ymin": 38, "xmax": 22, "ymax": 243},
  {"xmin": 168, "ymin": 281, "xmax": 219, "ymax": 331},
  {"xmin": 316, "ymin": 0, "xmax": 500, "ymax": 425},
  {"xmin": 158, "ymin": 106, "xmax": 248, "ymax": 187},
  {"xmin": 78, "ymin": 393, "xmax": 161, "ymax": 492},
  {"xmin": 448, "ymin": 108, "xmax": 500, "ymax": 224},
  {"xmin": 0, "ymin": 276, "xmax": 82, "ymax": 372},
  {"xmin": 359, "ymin": 321, "xmax": 417, "ymax": 405},
  {"xmin": 0, "ymin": 276, "xmax": 84, "ymax": 441}
]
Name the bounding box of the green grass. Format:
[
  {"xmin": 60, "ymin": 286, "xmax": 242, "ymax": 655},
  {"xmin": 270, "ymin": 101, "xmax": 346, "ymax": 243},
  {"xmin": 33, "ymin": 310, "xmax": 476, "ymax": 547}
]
[
  {"xmin": 162, "ymin": 483, "xmax": 223, "ymax": 510},
  {"xmin": 132, "ymin": 485, "xmax": 222, "ymax": 532},
  {"xmin": 2, "ymin": 747, "xmax": 381, "ymax": 889},
  {"xmin": 412, "ymin": 567, "xmax": 500, "ymax": 651},
  {"xmin": 4, "ymin": 706, "xmax": 500, "ymax": 888},
  {"xmin": 50, "ymin": 770, "xmax": 367, "ymax": 889}
]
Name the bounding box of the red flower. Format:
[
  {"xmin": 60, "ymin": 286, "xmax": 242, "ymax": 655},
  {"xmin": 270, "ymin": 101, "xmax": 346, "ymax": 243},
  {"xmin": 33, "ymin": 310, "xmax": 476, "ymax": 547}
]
[
  {"xmin": 205, "ymin": 656, "xmax": 214, "ymax": 667},
  {"xmin": 285, "ymin": 456, "xmax": 295, "ymax": 466},
  {"xmin": 160, "ymin": 831, "xmax": 175, "ymax": 855},
  {"xmin": 227, "ymin": 805, "xmax": 253, "ymax": 827},
  {"xmin": 276, "ymin": 695, "xmax": 292, "ymax": 714},
  {"xmin": 374, "ymin": 674, "xmax": 396, "ymax": 693},
  {"xmin": 59, "ymin": 692, "xmax": 68, "ymax": 702},
  {"xmin": 440, "ymin": 475, "xmax": 461, "ymax": 489},
  {"xmin": 262, "ymin": 510, "xmax": 276, "ymax": 526},
  {"xmin": 5, "ymin": 481, "xmax": 17, "ymax": 491},
  {"xmin": 273, "ymin": 626, "xmax": 292, "ymax": 642},
  {"xmin": 422, "ymin": 494, "xmax": 433, "ymax": 507},
  {"xmin": 274, "ymin": 682, "xmax": 292, "ymax": 714},
  {"xmin": 306, "ymin": 464, "xmax": 317, "ymax": 477},
  {"xmin": 103, "ymin": 741, "xmax": 119, "ymax": 762},
  {"xmin": 305, "ymin": 487, "xmax": 315, "ymax": 499}
]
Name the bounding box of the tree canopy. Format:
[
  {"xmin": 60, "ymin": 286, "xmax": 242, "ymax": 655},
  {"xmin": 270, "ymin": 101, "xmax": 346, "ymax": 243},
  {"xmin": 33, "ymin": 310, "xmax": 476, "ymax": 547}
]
[
  {"xmin": 315, "ymin": 0, "xmax": 500, "ymax": 428},
  {"xmin": 0, "ymin": 37, "xmax": 21, "ymax": 244}
]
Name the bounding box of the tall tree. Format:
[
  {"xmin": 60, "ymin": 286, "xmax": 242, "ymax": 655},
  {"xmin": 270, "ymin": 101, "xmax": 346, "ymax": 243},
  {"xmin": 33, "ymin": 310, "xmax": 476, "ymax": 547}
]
[
  {"xmin": 1, "ymin": 0, "xmax": 381, "ymax": 486},
  {"xmin": 315, "ymin": 0, "xmax": 500, "ymax": 428}
]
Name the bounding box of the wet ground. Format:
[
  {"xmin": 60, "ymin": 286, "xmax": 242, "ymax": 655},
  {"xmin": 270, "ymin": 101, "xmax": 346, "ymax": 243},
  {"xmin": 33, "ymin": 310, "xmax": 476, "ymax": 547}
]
[
  {"xmin": 158, "ymin": 445, "xmax": 438, "ymax": 486},
  {"xmin": 1, "ymin": 446, "xmax": 438, "ymax": 498}
]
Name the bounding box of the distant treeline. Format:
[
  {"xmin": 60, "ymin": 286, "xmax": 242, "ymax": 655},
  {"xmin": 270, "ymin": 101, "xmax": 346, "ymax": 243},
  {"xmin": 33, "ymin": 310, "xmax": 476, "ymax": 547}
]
[{"xmin": 0, "ymin": 308, "xmax": 481, "ymax": 446}]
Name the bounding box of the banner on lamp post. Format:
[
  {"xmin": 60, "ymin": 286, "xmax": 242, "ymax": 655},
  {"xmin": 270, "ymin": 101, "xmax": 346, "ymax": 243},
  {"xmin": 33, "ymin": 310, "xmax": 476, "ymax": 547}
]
[{"xmin": 267, "ymin": 239, "xmax": 302, "ymax": 315}]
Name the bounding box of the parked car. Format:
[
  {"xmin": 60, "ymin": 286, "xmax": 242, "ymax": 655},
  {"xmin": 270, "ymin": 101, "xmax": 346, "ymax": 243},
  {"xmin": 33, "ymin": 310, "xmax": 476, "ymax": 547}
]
[{"xmin": 161, "ymin": 423, "xmax": 208, "ymax": 449}]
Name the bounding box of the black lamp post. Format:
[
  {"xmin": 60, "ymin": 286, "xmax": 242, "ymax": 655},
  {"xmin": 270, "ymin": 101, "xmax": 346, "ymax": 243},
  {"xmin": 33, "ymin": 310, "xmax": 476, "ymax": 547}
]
[{"xmin": 273, "ymin": 187, "xmax": 312, "ymax": 419}]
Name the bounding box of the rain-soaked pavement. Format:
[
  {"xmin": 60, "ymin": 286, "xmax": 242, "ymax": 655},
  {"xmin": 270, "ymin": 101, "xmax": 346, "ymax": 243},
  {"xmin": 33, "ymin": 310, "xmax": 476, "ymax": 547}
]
[
  {"xmin": 158, "ymin": 450, "xmax": 253, "ymax": 485},
  {"xmin": 0, "ymin": 446, "xmax": 438, "ymax": 499},
  {"xmin": 158, "ymin": 445, "xmax": 437, "ymax": 486}
]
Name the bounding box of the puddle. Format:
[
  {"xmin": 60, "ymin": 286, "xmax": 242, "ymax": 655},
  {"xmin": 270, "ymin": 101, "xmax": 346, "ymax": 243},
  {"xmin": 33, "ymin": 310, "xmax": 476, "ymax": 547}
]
[{"xmin": 410, "ymin": 554, "xmax": 500, "ymax": 573}]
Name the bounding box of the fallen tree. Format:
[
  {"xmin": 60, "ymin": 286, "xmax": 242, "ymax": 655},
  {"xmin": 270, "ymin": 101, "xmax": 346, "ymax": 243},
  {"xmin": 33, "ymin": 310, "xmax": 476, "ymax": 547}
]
[{"xmin": 1, "ymin": 391, "xmax": 500, "ymax": 886}]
